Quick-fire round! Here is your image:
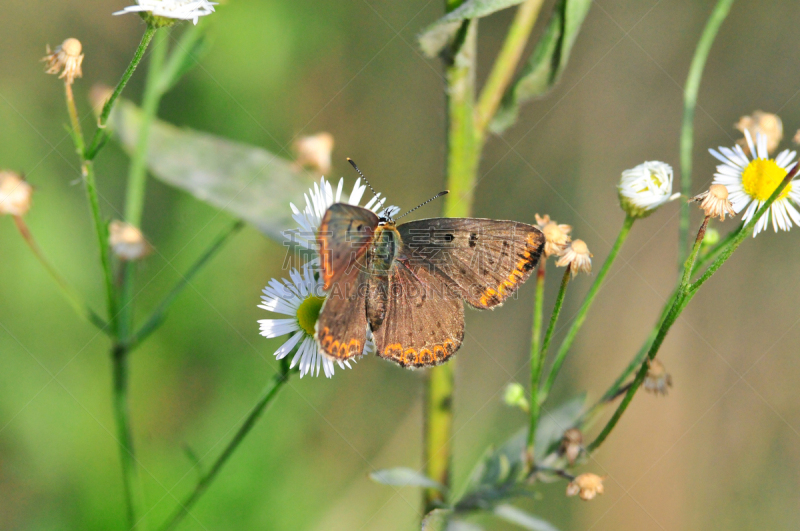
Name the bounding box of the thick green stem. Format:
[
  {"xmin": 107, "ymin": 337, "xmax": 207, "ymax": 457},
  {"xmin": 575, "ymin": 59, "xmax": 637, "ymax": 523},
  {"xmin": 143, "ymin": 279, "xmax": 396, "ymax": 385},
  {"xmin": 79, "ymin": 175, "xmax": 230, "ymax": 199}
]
[
  {"xmin": 678, "ymin": 0, "xmax": 735, "ymax": 268},
  {"xmin": 159, "ymin": 362, "xmax": 291, "ymax": 531},
  {"xmin": 475, "ymin": 0, "xmax": 546, "ymax": 134},
  {"xmin": 538, "ymin": 215, "xmax": 635, "ymax": 402},
  {"xmin": 87, "ymin": 27, "xmax": 157, "ymax": 160},
  {"xmin": 527, "ymin": 267, "xmax": 570, "ymax": 460}
]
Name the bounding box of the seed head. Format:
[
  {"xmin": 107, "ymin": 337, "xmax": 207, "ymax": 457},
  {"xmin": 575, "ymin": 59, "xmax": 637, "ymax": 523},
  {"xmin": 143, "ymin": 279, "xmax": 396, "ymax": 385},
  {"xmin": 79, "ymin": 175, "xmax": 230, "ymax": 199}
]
[
  {"xmin": 0, "ymin": 171, "xmax": 33, "ymax": 217},
  {"xmin": 690, "ymin": 184, "xmax": 736, "ymax": 221},
  {"xmin": 566, "ymin": 473, "xmax": 605, "ymax": 501},
  {"xmin": 735, "ymin": 111, "xmax": 783, "ymax": 156},
  {"xmin": 42, "ymin": 38, "xmax": 84, "ymax": 85},
  {"xmin": 535, "ymin": 214, "xmax": 572, "ymax": 258},
  {"xmin": 555, "ymin": 239, "xmax": 592, "ymax": 277}
]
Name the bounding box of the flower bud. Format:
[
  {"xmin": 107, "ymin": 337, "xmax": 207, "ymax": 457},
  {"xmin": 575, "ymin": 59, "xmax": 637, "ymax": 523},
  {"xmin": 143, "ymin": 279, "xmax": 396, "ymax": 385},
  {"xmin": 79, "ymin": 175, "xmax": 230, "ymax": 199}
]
[
  {"xmin": 109, "ymin": 220, "xmax": 151, "ymax": 261},
  {"xmin": 566, "ymin": 473, "xmax": 605, "ymax": 501},
  {"xmin": 293, "ymin": 133, "xmax": 335, "ymax": 174},
  {"xmin": 735, "ymin": 111, "xmax": 782, "ymax": 156},
  {"xmin": 534, "ymin": 214, "xmax": 571, "ymax": 258},
  {"xmin": 0, "ymin": 171, "xmax": 33, "ymax": 217},
  {"xmin": 555, "ymin": 239, "xmax": 592, "ymax": 277},
  {"xmin": 42, "ymin": 38, "xmax": 84, "ymax": 85},
  {"xmin": 618, "ymin": 161, "xmax": 678, "ymax": 218},
  {"xmin": 503, "ymin": 383, "xmax": 529, "ymax": 412},
  {"xmin": 559, "ymin": 428, "xmax": 583, "ymax": 465}
]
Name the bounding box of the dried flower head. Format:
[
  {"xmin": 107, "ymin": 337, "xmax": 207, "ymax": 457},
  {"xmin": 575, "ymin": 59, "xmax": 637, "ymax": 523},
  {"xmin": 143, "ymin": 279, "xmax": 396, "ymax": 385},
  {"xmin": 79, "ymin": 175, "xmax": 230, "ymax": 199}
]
[
  {"xmin": 559, "ymin": 428, "xmax": 583, "ymax": 465},
  {"xmin": 534, "ymin": 214, "xmax": 572, "ymax": 258},
  {"xmin": 0, "ymin": 171, "xmax": 33, "ymax": 217},
  {"xmin": 114, "ymin": 0, "xmax": 218, "ymax": 26},
  {"xmin": 735, "ymin": 111, "xmax": 783, "ymax": 156},
  {"xmin": 293, "ymin": 133, "xmax": 334, "ymax": 174},
  {"xmin": 42, "ymin": 38, "xmax": 84, "ymax": 85},
  {"xmin": 690, "ymin": 184, "xmax": 736, "ymax": 221},
  {"xmin": 793, "ymin": 129, "xmax": 800, "ymax": 146},
  {"xmin": 109, "ymin": 221, "xmax": 151, "ymax": 261},
  {"xmin": 566, "ymin": 473, "xmax": 605, "ymax": 501},
  {"xmin": 555, "ymin": 239, "xmax": 592, "ymax": 277},
  {"xmin": 618, "ymin": 161, "xmax": 679, "ymax": 218},
  {"xmin": 644, "ymin": 358, "xmax": 673, "ymax": 396}
]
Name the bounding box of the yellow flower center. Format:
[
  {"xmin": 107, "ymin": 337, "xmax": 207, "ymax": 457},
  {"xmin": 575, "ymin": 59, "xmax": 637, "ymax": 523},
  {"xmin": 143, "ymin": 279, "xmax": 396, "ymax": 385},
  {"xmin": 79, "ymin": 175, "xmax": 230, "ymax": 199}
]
[
  {"xmin": 296, "ymin": 295, "xmax": 325, "ymax": 336},
  {"xmin": 741, "ymin": 159, "xmax": 791, "ymax": 202}
]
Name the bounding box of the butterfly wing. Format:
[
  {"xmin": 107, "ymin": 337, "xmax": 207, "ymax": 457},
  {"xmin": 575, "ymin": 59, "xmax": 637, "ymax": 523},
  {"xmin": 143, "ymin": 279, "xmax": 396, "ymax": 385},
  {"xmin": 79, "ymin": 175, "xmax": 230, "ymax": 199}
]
[
  {"xmin": 370, "ymin": 258, "xmax": 464, "ymax": 368},
  {"xmin": 316, "ymin": 256, "xmax": 370, "ymax": 361},
  {"xmin": 397, "ymin": 218, "xmax": 544, "ymax": 309},
  {"xmin": 317, "ymin": 203, "xmax": 379, "ymax": 290}
]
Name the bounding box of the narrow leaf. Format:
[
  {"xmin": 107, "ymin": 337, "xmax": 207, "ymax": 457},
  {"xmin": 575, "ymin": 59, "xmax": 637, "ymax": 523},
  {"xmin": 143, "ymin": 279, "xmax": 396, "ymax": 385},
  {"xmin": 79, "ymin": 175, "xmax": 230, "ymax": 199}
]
[
  {"xmin": 494, "ymin": 505, "xmax": 560, "ymax": 531},
  {"xmin": 419, "ymin": 0, "xmax": 526, "ymax": 57},
  {"xmin": 421, "ymin": 509, "xmax": 453, "ymax": 531},
  {"xmin": 370, "ymin": 468, "xmax": 446, "ymax": 492},
  {"xmin": 108, "ymin": 99, "xmax": 319, "ymax": 243},
  {"xmin": 490, "ymin": 0, "xmax": 592, "ymax": 133}
]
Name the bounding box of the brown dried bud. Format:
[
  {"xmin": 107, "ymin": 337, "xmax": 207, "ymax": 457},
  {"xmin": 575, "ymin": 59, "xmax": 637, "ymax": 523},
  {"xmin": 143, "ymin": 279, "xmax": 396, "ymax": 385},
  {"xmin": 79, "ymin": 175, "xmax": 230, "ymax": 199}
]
[
  {"xmin": 566, "ymin": 473, "xmax": 605, "ymax": 501},
  {"xmin": 42, "ymin": 38, "xmax": 84, "ymax": 85},
  {"xmin": 644, "ymin": 358, "xmax": 673, "ymax": 396},
  {"xmin": 735, "ymin": 111, "xmax": 783, "ymax": 155},
  {"xmin": 559, "ymin": 428, "xmax": 583, "ymax": 465},
  {"xmin": 555, "ymin": 239, "xmax": 592, "ymax": 277},
  {"xmin": 109, "ymin": 221, "xmax": 151, "ymax": 261},
  {"xmin": 0, "ymin": 171, "xmax": 33, "ymax": 217},
  {"xmin": 689, "ymin": 184, "xmax": 736, "ymax": 221},
  {"xmin": 535, "ymin": 214, "xmax": 572, "ymax": 258},
  {"xmin": 293, "ymin": 133, "xmax": 334, "ymax": 174}
]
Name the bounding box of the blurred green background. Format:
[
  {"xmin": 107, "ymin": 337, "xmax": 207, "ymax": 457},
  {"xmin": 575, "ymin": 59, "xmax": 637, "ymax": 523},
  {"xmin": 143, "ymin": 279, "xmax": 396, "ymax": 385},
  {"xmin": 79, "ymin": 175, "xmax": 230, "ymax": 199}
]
[{"xmin": 2, "ymin": 0, "xmax": 800, "ymax": 529}]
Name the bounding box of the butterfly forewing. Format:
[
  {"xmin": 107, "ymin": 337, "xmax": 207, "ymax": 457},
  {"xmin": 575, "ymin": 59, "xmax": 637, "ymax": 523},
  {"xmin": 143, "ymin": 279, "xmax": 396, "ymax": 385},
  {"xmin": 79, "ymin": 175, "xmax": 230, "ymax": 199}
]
[
  {"xmin": 317, "ymin": 204, "xmax": 379, "ymax": 290},
  {"xmin": 397, "ymin": 218, "xmax": 544, "ymax": 309}
]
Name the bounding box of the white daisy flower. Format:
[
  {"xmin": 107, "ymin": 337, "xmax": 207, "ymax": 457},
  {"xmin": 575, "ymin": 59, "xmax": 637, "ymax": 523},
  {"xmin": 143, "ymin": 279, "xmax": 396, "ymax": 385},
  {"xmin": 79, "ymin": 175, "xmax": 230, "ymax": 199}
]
[
  {"xmin": 113, "ymin": 0, "xmax": 217, "ymax": 25},
  {"xmin": 258, "ymin": 264, "xmax": 372, "ymax": 378},
  {"xmin": 618, "ymin": 161, "xmax": 680, "ymax": 218},
  {"xmin": 288, "ymin": 176, "xmax": 399, "ymax": 250},
  {"xmin": 710, "ymin": 130, "xmax": 800, "ymax": 236}
]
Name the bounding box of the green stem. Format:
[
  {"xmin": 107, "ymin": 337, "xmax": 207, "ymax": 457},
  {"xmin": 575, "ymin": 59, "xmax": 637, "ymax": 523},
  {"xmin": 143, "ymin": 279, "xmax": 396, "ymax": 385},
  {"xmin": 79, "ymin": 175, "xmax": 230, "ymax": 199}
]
[
  {"xmin": 64, "ymin": 83, "xmax": 85, "ymax": 155},
  {"xmin": 538, "ymin": 215, "xmax": 635, "ymax": 402},
  {"xmin": 86, "ymin": 26, "xmax": 157, "ymax": 160},
  {"xmin": 527, "ymin": 262, "xmax": 546, "ymax": 455},
  {"xmin": 475, "ymin": 0, "xmax": 546, "ymax": 134},
  {"xmin": 130, "ymin": 221, "xmax": 244, "ymax": 349},
  {"xmin": 527, "ymin": 266, "xmax": 570, "ymax": 460},
  {"xmin": 13, "ymin": 216, "xmax": 107, "ymax": 331},
  {"xmin": 159, "ymin": 361, "xmax": 291, "ymax": 531},
  {"xmin": 678, "ymin": 0, "xmax": 735, "ymax": 268}
]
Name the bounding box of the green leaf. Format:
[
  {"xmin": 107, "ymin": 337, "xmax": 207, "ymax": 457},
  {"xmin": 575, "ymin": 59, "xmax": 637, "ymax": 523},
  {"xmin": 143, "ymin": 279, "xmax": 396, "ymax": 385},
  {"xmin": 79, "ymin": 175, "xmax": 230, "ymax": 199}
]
[
  {"xmin": 370, "ymin": 468, "xmax": 447, "ymax": 492},
  {"xmin": 107, "ymin": 99, "xmax": 319, "ymax": 242},
  {"xmin": 490, "ymin": 0, "xmax": 592, "ymax": 134},
  {"xmin": 419, "ymin": 0, "xmax": 526, "ymax": 58},
  {"xmin": 493, "ymin": 504, "xmax": 560, "ymax": 531}
]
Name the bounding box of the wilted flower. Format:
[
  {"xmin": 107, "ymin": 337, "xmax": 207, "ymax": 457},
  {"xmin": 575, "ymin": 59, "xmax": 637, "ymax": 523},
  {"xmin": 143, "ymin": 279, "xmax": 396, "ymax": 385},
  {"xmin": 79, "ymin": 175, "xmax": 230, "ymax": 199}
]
[
  {"xmin": 42, "ymin": 38, "xmax": 83, "ymax": 85},
  {"xmin": 293, "ymin": 133, "xmax": 334, "ymax": 174},
  {"xmin": 690, "ymin": 184, "xmax": 736, "ymax": 221},
  {"xmin": 644, "ymin": 358, "xmax": 672, "ymax": 396},
  {"xmin": 259, "ymin": 264, "xmax": 371, "ymax": 378},
  {"xmin": 0, "ymin": 171, "xmax": 33, "ymax": 217},
  {"xmin": 618, "ymin": 161, "xmax": 679, "ymax": 218},
  {"xmin": 555, "ymin": 239, "xmax": 592, "ymax": 277},
  {"xmin": 566, "ymin": 473, "xmax": 605, "ymax": 500},
  {"xmin": 109, "ymin": 221, "xmax": 151, "ymax": 261},
  {"xmin": 710, "ymin": 130, "xmax": 800, "ymax": 236},
  {"xmin": 735, "ymin": 111, "xmax": 783, "ymax": 156},
  {"xmin": 114, "ymin": 0, "xmax": 218, "ymax": 26},
  {"xmin": 503, "ymin": 382, "xmax": 529, "ymax": 412},
  {"xmin": 534, "ymin": 214, "xmax": 571, "ymax": 258},
  {"xmin": 559, "ymin": 428, "xmax": 583, "ymax": 465}
]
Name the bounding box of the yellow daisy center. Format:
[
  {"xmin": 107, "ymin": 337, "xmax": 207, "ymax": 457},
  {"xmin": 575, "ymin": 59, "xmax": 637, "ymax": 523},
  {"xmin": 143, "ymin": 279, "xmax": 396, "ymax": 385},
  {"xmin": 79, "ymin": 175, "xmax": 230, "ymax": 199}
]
[
  {"xmin": 296, "ymin": 295, "xmax": 325, "ymax": 336},
  {"xmin": 741, "ymin": 158, "xmax": 791, "ymax": 202}
]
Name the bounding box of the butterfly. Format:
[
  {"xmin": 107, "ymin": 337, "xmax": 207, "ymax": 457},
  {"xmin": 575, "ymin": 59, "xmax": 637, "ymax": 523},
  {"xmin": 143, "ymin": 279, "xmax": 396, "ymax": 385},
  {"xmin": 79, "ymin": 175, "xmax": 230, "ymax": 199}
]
[{"xmin": 315, "ymin": 163, "xmax": 545, "ymax": 369}]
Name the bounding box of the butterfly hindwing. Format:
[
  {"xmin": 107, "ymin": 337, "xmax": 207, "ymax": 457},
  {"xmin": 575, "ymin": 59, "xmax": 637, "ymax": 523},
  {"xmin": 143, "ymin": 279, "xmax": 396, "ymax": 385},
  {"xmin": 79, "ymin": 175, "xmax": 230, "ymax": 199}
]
[
  {"xmin": 317, "ymin": 203, "xmax": 379, "ymax": 290},
  {"xmin": 397, "ymin": 218, "xmax": 544, "ymax": 309},
  {"xmin": 371, "ymin": 258, "xmax": 464, "ymax": 368},
  {"xmin": 316, "ymin": 259, "xmax": 369, "ymax": 361}
]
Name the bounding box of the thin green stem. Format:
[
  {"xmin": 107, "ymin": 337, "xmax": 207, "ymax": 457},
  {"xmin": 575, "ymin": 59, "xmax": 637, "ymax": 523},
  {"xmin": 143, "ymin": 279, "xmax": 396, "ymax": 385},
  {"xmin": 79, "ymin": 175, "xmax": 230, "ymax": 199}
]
[
  {"xmin": 130, "ymin": 221, "xmax": 244, "ymax": 349},
  {"xmin": 527, "ymin": 266, "xmax": 570, "ymax": 459},
  {"xmin": 86, "ymin": 26, "xmax": 157, "ymax": 160},
  {"xmin": 678, "ymin": 0, "xmax": 735, "ymax": 268},
  {"xmin": 527, "ymin": 261, "xmax": 546, "ymax": 458},
  {"xmin": 538, "ymin": 215, "xmax": 635, "ymax": 403},
  {"xmin": 475, "ymin": 0, "xmax": 546, "ymax": 135},
  {"xmin": 13, "ymin": 216, "xmax": 107, "ymax": 331},
  {"xmin": 64, "ymin": 83, "xmax": 85, "ymax": 155},
  {"xmin": 159, "ymin": 361, "xmax": 291, "ymax": 531}
]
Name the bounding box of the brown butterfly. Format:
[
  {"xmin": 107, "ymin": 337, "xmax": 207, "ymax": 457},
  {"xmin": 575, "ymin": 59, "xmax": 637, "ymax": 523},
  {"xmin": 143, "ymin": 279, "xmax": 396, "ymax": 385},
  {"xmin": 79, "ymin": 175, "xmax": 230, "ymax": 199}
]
[{"xmin": 315, "ymin": 161, "xmax": 545, "ymax": 368}]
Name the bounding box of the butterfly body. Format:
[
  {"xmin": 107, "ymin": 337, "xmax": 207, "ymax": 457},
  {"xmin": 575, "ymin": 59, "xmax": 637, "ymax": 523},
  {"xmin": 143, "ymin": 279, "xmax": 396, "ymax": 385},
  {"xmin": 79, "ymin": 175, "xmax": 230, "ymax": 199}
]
[{"xmin": 316, "ymin": 203, "xmax": 544, "ymax": 368}]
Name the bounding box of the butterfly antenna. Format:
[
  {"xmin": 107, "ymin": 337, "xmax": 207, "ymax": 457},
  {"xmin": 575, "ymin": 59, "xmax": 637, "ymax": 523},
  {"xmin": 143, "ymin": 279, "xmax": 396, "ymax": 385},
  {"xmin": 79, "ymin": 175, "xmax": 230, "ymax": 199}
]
[
  {"xmin": 347, "ymin": 158, "xmax": 380, "ymax": 200},
  {"xmin": 395, "ymin": 191, "xmax": 449, "ymax": 220}
]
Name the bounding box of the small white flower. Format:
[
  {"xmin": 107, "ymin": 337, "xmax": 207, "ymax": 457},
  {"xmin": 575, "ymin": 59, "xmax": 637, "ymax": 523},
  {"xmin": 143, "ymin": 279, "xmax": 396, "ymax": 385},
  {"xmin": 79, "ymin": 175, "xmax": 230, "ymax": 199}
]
[
  {"xmin": 288, "ymin": 176, "xmax": 398, "ymax": 250},
  {"xmin": 113, "ymin": 0, "xmax": 217, "ymax": 25},
  {"xmin": 710, "ymin": 130, "xmax": 800, "ymax": 236},
  {"xmin": 258, "ymin": 264, "xmax": 372, "ymax": 378},
  {"xmin": 618, "ymin": 161, "xmax": 679, "ymax": 218}
]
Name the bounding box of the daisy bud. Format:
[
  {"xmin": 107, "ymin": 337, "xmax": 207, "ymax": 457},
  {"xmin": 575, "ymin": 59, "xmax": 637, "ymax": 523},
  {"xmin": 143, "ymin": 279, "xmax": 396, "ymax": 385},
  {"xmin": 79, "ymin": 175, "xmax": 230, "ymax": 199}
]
[
  {"xmin": 42, "ymin": 38, "xmax": 84, "ymax": 85},
  {"xmin": 644, "ymin": 358, "xmax": 672, "ymax": 396},
  {"xmin": 293, "ymin": 133, "xmax": 335, "ymax": 174},
  {"xmin": 0, "ymin": 171, "xmax": 33, "ymax": 217},
  {"xmin": 555, "ymin": 239, "xmax": 592, "ymax": 278},
  {"xmin": 689, "ymin": 184, "xmax": 736, "ymax": 221},
  {"xmin": 566, "ymin": 473, "xmax": 605, "ymax": 501},
  {"xmin": 702, "ymin": 227, "xmax": 720, "ymax": 247},
  {"xmin": 109, "ymin": 220, "xmax": 151, "ymax": 261},
  {"xmin": 534, "ymin": 214, "xmax": 572, "ymax": 258},
  {"xmin": 114, "ymin": 0, "xmax": 218, "ymax": 27},
  {"xmin": 503, "ymin": 382, "xmax": 529, "ymax": 412},
  {"xmin": 735, "ymin": 111, "xmax": 783, "ymax": 156},
  {"xmin": 618, "ymin": 161, "xmax": 678, "ymax": 218},
  {"xmin": 559, "ymin": 428, "xmax": 583, "ymax": 465}
]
